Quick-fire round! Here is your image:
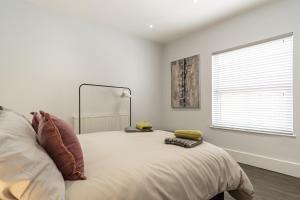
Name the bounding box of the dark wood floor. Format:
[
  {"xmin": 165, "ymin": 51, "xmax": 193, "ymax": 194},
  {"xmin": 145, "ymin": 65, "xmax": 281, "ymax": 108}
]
[{"xmin": 225, "ymin": 164, "xmax": 300, "ymax": 200}]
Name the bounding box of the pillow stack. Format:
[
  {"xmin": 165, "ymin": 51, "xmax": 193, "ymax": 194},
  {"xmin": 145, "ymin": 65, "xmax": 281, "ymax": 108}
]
[
  {"xmin": 31, "ymin": 111, "xmax": 86, "ymax": 180},
  {"xmin": 164, "ymin": 137, "xmax": 203, "ymax": 148},
  {"xmin": 0, "ymin": 108, "xmax": 65, "ymax": 200},
  {"xmin": 164, "ymin": 130, "xmax": 203, "ymax": 148}
]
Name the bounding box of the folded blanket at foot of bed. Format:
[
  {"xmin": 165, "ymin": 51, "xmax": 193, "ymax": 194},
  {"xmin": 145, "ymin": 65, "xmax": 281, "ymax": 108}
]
[
  {"xmin": 165, "ymin": 137, "xmax": 203, "ymax": 148},
  {"xmin": 175, "ymin": 130, "xmax": 202, "ymax": 141}
]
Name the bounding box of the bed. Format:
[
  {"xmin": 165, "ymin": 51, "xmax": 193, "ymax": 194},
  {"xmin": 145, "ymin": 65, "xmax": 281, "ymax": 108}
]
[
  {"xmin": 0, "ymin": 108, "xmax": 253, "ymax": 200},
  {"xmin": 65, "ymin": 130, "xmax": 254, "ymax": 200}
]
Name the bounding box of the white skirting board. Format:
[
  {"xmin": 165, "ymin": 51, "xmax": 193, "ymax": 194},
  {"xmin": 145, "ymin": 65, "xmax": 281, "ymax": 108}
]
[{"xmin": 224, "ymin": 148, "xmax": 300, "ymax": 178}]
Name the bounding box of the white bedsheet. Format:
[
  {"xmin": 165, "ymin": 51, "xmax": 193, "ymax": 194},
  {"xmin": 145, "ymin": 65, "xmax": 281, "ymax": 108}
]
[{"xmin": 65, "ymin": 131, "xmax": 253, "ymax": 200}]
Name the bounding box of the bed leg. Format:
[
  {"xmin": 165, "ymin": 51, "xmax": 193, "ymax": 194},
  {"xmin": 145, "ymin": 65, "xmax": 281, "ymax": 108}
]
[{"xmin": 210, "ymin": 192, "xmax": 224, "ymax": 200}]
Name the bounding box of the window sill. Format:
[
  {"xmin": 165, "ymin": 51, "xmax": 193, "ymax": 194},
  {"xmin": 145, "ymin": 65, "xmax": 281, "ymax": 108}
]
[{"xmin": 210, "ymin": 125, "xmax": 296, "ymax": 138}]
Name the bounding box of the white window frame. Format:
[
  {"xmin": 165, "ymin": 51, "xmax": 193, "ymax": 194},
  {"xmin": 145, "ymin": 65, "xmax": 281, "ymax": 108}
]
[{"xmin": 211, "ymin": 33, "xmax": 294, "ymax": 137}]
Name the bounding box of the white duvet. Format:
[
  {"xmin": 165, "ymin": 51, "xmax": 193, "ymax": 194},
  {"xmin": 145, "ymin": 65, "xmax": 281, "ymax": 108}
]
[{"xmin": 65, "ymin": 131, "xmax": 253, "ymax": 200}]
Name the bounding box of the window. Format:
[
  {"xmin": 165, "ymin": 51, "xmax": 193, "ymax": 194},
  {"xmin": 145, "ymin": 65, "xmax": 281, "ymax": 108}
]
[{"xmin": 212, "ymin": 33, "xmax": 293, "ymax": 135}]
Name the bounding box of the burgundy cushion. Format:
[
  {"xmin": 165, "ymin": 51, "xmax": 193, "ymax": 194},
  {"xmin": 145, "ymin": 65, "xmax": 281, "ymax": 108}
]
[
  {"xmin": 30, "ymin": 112, "xmax": 40, "ymax": 133},
  {"xmin": 36, "ymin": 111, "xmax": 86, "ymax": 180}
]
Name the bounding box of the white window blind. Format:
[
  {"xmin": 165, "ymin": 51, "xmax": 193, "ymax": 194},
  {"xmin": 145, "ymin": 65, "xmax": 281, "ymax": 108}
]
[{"xmin": 212, "ymin": 34, "xmax": 293, "ymax": 135}]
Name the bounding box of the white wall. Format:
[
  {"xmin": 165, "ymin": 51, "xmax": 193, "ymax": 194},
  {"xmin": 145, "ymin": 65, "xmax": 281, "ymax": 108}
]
[
  {"xmin": 0, "ymin": 0, "xmax": 163, "ymax": 128},
  {"xmin": 162, "ymin": 0, "xmax": 300, "ymax": 177},
  {"xmin": 2, "ymin": 0, "xmax": 300, "ymax": 177}
]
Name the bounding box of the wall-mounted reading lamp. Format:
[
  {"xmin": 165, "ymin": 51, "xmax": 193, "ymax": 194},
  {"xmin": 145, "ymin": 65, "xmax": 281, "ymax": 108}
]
[{"xmin": 79, "ymin": 83, "xmax": 132, "ymax": 134}]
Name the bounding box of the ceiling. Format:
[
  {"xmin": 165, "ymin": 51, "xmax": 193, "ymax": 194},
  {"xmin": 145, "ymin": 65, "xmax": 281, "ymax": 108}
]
[{"xmin": 26, "ymin": 0, "xmax": 273, "ymax": 43}]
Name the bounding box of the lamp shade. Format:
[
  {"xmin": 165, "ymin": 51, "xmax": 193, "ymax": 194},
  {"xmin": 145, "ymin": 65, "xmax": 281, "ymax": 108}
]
[{"xmin": 120, "ymin": 90, "xmax": 131, "ymax": 98}]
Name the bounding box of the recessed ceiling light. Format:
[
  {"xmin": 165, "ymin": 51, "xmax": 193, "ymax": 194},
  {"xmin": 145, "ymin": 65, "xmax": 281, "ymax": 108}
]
[
  {"xmin": 193, "ymin": 0, "xmax": 198, "ymax": 4},
  {"xmin": 149, "ymin": 24, "xmax": 154, "ymax": 29}
]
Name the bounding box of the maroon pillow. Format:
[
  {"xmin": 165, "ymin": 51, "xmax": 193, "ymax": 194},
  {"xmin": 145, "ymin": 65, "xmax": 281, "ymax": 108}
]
[
  {"xmin": 30, "ymin": 112, "xmax": 40, "ymax": 133},
  {"xmin": 36, "ymin": 111, "xmax": 86, "ymax": 180}
]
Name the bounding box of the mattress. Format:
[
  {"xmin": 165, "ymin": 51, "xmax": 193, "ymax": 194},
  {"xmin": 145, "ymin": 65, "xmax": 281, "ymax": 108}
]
[{"xmin": 65, "ymin": 130, "xmax": 253, "ymax": 200}]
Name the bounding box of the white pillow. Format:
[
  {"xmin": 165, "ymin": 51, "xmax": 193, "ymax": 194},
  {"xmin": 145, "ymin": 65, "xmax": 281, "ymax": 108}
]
[
  {"xmin": 0, "ymin": 180, "xmax": 30, "ymax": 200},
  {"xmin": 0, "ymin": 108, "xmax": 65, "ymax": 200}
]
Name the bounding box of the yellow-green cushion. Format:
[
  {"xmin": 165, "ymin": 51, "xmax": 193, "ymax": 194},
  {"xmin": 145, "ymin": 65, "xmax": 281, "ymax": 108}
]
[
  {"xmin": 136, "ymin": 121, "xmax": 152, "ymax": 130},
  {"xmin": 174, "ymin": 130, "xmax": 202, "ymax": 141}
]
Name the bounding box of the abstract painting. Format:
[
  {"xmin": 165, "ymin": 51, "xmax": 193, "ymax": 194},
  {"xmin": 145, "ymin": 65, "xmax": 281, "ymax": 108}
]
[{"xmin": 171, "ymin": 55, "xmax": 200, "ymax": 108}]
